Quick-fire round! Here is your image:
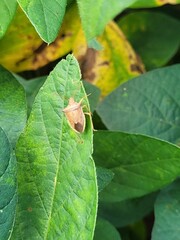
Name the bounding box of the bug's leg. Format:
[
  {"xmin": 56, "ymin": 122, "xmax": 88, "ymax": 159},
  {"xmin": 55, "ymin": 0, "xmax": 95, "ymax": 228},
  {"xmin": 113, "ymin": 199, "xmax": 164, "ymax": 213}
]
[
  {"xmin": 78, "ymin": 93, "xmax": 92, "ymax": 106},
  {"xmin": 84, "ymin": 112, "xmax": 96, "ymax": 131}
]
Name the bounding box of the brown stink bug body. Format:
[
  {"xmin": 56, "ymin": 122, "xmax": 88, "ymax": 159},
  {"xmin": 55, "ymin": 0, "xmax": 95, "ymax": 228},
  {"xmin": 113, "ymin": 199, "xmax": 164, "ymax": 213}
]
[{"xmin": 63, "ymin": 97, "xmax": 86, "ymax": 133}]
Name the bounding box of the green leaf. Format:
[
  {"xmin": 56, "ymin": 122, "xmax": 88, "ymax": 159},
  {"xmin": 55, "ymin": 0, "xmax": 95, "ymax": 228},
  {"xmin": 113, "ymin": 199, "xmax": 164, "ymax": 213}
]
[
  {"xmin": 15, "ymin": 75, "xmax": 46, "ymax": 116},
  {"xmin": 76, "ymin": 0, "xmax": 137, "ymax": 41},
  {"xmin": 118, "ymin": 12, "xmax": 180, "ymax": 69},
  {"xmin": 17, "ymin": 0, "xmax": 67, "ymax": 43},
  {"xmin": 77, "ymin": 0, "xmax": 180, "ymax": 41},
  {"xmin": 0, "ymin": 66, "xmax": 27, "ymax": 147},
  {"xmin": 0, "ymin": 62, "xmax": 26, "ymax": 240},
  {"xmin": 12, "ymin": 55, "xmax": 97, "ymax": 239},
  {"xmin": 88, "ymin": 38, "xmax": 103, "ymax": 50},
  {"xmin": 98, "ymin": 192, "xmax": 157, "ymax": 227},
  {"xmin": 0, "ymin": 0, "xmax": 17, "ymax": 39},
  {"xmin": 83, "ymin": 81, "xmax": 101, "ymax": 112},
  {"xmin": 94, "ymin": 218, "xmax": 121, "ymax": 240},
  {"xmin": 152, "ymin": 180, "xmax": 180, "ymax": 240},
  {"xmin": 0, "ymin": 127, "xmax": 17, "ymax": 240},
  {"xmin": 93, "ymin": 131, "xmax": 180, "ymax": 202},
  {"xmin": 97, "ymin": 65, "xmax": 180, "ymax": 144},
  {"xmin": 96, "ymin": 166, "xmax": 114, "ymax": 192}
]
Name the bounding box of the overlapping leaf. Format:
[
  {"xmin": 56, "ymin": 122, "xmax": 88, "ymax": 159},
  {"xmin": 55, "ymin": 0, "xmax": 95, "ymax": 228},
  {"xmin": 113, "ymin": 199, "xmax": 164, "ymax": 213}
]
[
  {"xmin": 152, "ymin": 180, "xmax": 180, "ymax": 240},
  {"xmin": 0, "ymin": 128, "xmax": 16, "ymax": 240},
  {"xmin": 97, "ymin": 65, "xmax": 180, "ymax": 144},
  {"xmin": 99, "ymin": 193, "xmax": 157, "ymax": 227},
  {"xmin": 12, "ymin": 55, "xmax": 97, "ymax": 239},
  {"xmin": 83, "ymin": 81, "xmax": 101, "ymax": 112},
  {"xmin": 76, "ymin": 0, "xmax": 137, "ymax": 41},
  {"xmin": 94, "ymin": 218, "xmax": 121, "ymax": 240},
  {"xmin": 0, "ymin": 0, "xmax": 17, "ymax": 39},
  {"xmin": 118, "ymin": 12, "xmax": 180, "ymax": 69},
  {"xmin": 74, "ymin": 21, "xmax": 144, "ymax": 97},
  {"xmin": 17, "ymin": 0, "xmax": 67, "ymax": 43},
  {"xmin": 76, "ymin": 0, "xmax": 180, "ymax": 42},
  {"xmin": 0, "ymin": 8, "xmax": 41, "ymax": 72},
  {"xmin": 0, "ymin": 4, "xmax": 144, "ymax": 98},
  {"xmin": 96, "ymin": 166, "xmax": 114, "ymax": 192},
  {"xmin": 0, "ymin": 66, "xmax": 26, "ymax": 240},
  {"xmin": 93, "ymin": 131, "xmax": 180, "ymax": 202},
  {"xmin": 0, "ymin": 4, "xmax": 80, "ymax": 72},
  {"xmin": 0, "ymin": 65, "xmax": 27, "ymax": 147}
]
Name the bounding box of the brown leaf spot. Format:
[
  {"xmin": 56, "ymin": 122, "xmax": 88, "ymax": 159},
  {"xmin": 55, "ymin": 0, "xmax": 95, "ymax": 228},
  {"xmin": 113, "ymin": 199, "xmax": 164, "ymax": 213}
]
[
  {"xmin": 27, "ymin": 207, "xmax": 33, "ymax": 212},
  {"xmin": 58, "ymin": 32, "xmax": 73, "ymax": 40},
  {"xmin": 130, "ymin": 54, "xmax": 145, "ymax": 74},
  {"xmin": 27, "ymin": 35, "xmax": 33, "ymax": 40},
  {"xmin": 16, "ymin": 57, "xmax": 28, "ymax": 66},
  {"xmin": 130, "ymin": 64, "xmax": 144, "ymax": 73},
  {"xmin": 98, "ymin": 61, "xmax": 109, "ymax": 66},
  {"xmin": 34, "ymin": 42, "xmax": 47, "ymax": 54},
  {"xmin": 129, "ymin": 54, "xmax": 133, "ymax": 60},
  {"xmin": 78, "ymin": 48, "xmax": 97, "ymax": 82}
]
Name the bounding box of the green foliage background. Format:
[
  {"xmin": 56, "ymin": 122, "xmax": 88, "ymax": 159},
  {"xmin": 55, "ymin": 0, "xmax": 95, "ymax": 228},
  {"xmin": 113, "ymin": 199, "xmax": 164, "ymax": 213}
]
[{"xmin": 0, "ymin": 0, "xmax": 180, "ymax": 239}]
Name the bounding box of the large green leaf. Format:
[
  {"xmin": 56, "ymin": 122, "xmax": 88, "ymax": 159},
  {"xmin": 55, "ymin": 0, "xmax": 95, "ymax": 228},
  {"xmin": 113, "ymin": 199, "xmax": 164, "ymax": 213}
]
[
  {"xmin": 98, "ymin": 193, "xmax": 157, "ymax": 227},
  {"xmin": 12, "ymin": 55, "xmax": 97, "ymax": 239},
  {"xmin": 93, "ymin": 131, "xmax": 180, "ymax": 202},
  {"xmin": 94, "ymin": 218, "xmax": 121, "ymax": 240},
  {"xmin": 0, "ymin": 64, "xmax": 26, "ymax": 239},
  {"xmin": 0, "ymin": 128, "xmax": 17, "ymax": 240},
  {"xmin": 0, "ymin": 66, "xmax": 27, "ymax": 147},
  {"xmin": 118, "ymin": 12, "xmax": 180, "ymax": 69},
  {"xmin": 76, "ymin": 0, "xmax": 137, "ymax": 41},
  {"xmin": 152, "ymin": 180, "xmax": 180, "ymax": 240},
  {"xmin": 17, "ymin": 0, "xmax": 67, "ymax": 43},
  {"xmin": 96, "ymin": 166, "xmax": 114, "ymax": 192},
  {"xmin": 97, "ymin": 65, "xmax": 180, "ymax": 144},
  {"xmin": 0, "ymin": 0, "xmax": 17, "ymax": 39},
  {"xmin": 77, "ymin": 0, "xmax": 180, "ymax": 41}
]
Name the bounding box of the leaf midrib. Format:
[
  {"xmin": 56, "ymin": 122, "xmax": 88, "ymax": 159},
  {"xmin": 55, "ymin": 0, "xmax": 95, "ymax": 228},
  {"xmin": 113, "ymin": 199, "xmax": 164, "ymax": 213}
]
[{"xmin": 44, "ymin": 58, "xmax": 71, "ymax": 239}]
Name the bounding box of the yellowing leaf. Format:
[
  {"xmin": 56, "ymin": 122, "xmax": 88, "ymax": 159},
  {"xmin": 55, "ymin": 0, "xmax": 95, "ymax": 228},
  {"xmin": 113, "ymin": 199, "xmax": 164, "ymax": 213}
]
[
  {"xmin": 0, "ymin": 4, "xmax": 144, "ymax": 98},
  {"xmin": 0, "ymin": 8, "xmax": 42, "ymax": 72},
  {"xmin": 132, "ymin": 0, "xmax": 180, "ymax": 7},
  {"xmin": 73, "ymin": 21, "xmax": 145, "ymax": 97},
  {"xmin": 13, "ymin": 5, "xmax": 81, "ymax": 71},
  {"xmin": 156, "ymin": 0, "xmax": 178, "ymax": 5},
  {"xmin": 0, "ymin": 5, "xmax": 80, "ymax": 72}
]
